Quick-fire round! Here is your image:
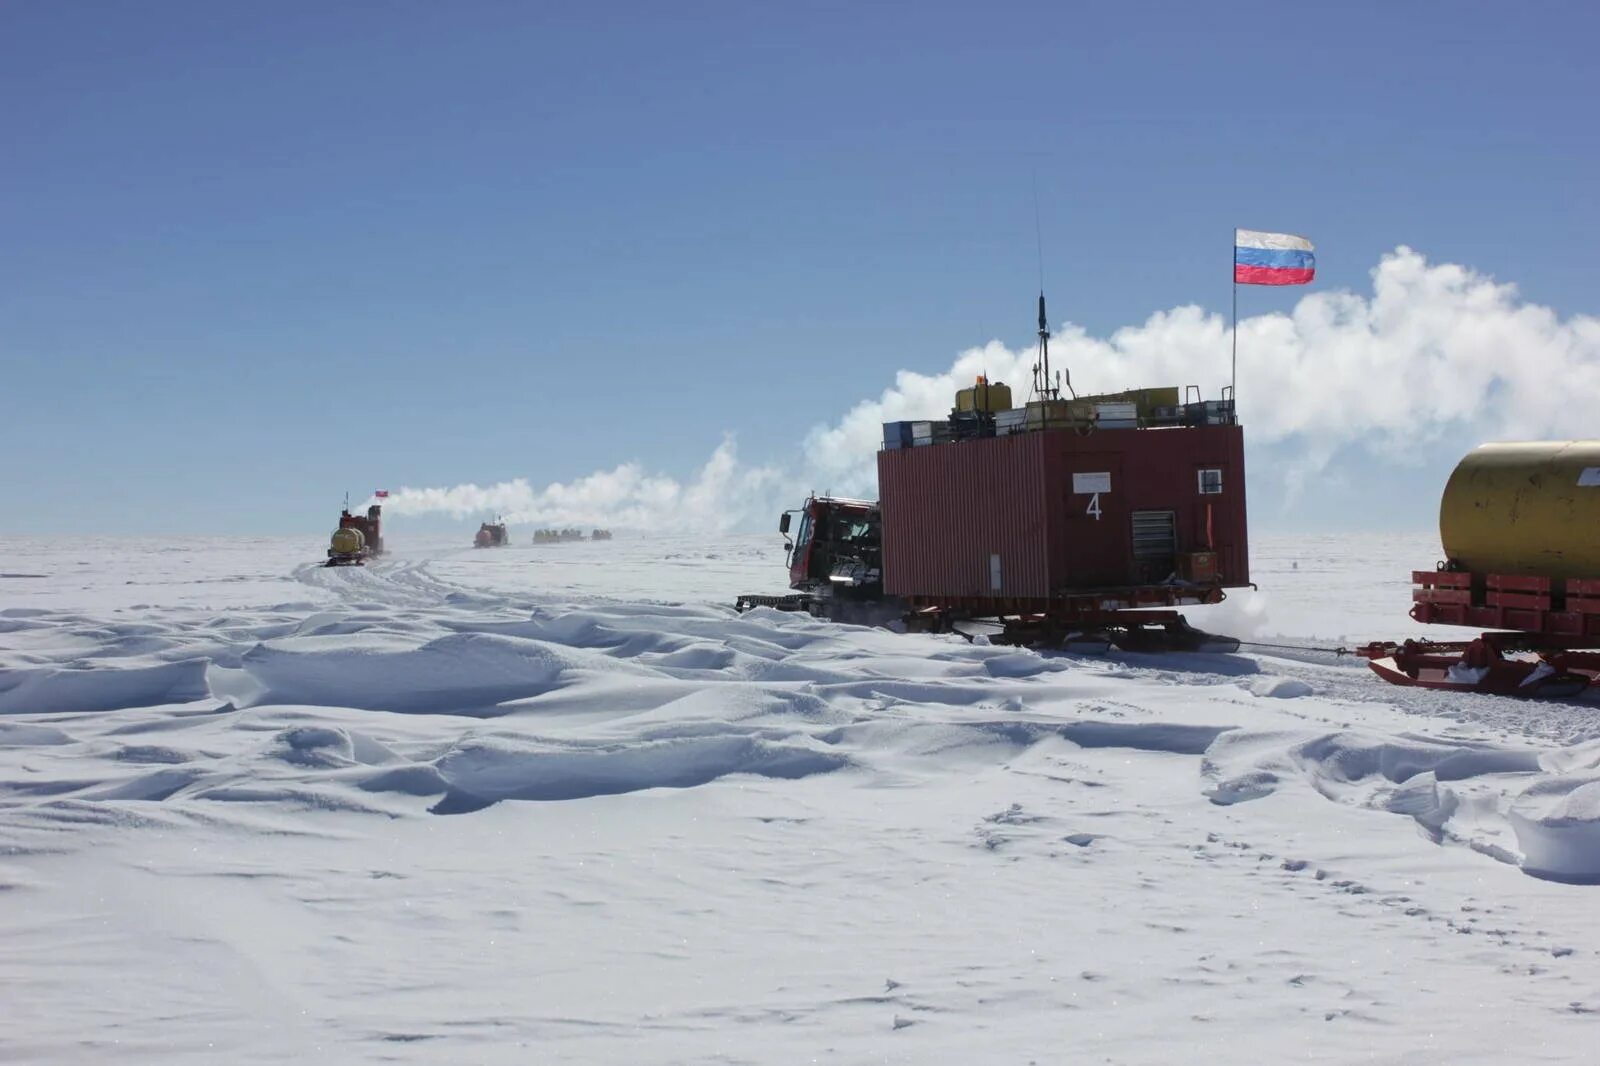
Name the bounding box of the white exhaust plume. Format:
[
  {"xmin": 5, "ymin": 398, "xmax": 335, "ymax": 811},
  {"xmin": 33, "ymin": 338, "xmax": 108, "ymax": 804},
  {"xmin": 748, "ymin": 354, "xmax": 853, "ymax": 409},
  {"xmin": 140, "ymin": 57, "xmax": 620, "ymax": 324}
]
[
  {"xmin": 382, "ymin": 247, "xmax": 1600, "ymax": 529},
  {"xmin": 380, "ymin": 437, "xmax": 785, "ymax": 533}
]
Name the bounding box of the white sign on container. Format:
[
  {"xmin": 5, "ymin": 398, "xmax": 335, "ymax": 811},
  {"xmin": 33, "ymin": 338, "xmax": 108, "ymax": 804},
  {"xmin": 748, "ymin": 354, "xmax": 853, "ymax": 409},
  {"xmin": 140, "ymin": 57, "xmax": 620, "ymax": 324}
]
[
  {"xmin": 1578, "ymin": 467, "xmax": 1600, "ymax": 487},
  {"xmin": 1072, "ymin": 472, "xmax": 1112, "ymax": 494}
]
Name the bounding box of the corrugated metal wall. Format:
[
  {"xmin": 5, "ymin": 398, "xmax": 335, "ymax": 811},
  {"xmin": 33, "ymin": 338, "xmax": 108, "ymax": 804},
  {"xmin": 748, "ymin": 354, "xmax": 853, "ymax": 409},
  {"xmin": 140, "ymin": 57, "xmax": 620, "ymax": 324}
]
[
  {"xmin": 1043, "ymin": 425, "xmax": 1249, "ymax": 591},
  {"xmin": 1044, "ymin": 447, "xmax": 1129, "ymax": 587},
  {"xmin": 879, "ymin": 425, "xmax": 1250, "ymax": 600},
  {"xmin": 879, "ymin": 434, "xmax": 1051, "ymax": 598}
]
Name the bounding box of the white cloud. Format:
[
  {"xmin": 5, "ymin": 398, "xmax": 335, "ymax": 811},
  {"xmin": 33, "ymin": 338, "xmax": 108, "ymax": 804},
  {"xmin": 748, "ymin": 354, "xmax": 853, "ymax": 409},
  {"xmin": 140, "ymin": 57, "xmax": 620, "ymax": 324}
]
[{"xmin": 382, "ymin": 248, "xmax": 1600, "ymax": 529}]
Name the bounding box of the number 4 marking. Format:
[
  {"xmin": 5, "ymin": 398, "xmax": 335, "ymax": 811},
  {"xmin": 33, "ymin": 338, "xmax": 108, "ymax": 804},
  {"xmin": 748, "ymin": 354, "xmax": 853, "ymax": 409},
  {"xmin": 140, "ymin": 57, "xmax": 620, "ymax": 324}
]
[{"xmin": 1086, "ymin": 493, "xmax": 1102, "ymax": 521}]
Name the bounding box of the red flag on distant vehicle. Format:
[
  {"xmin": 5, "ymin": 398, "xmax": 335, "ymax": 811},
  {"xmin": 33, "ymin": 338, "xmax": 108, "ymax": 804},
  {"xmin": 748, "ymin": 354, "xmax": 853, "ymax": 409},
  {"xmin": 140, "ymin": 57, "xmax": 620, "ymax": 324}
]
[{"xmin": 374, "ymin": 490, "xmax": 390, "ymax": 498}]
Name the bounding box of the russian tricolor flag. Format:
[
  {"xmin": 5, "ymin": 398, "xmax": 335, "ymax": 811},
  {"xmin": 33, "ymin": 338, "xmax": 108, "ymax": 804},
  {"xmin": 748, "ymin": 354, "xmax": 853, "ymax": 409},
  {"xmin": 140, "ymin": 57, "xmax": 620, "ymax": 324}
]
[{"xmin": 1234, "ymin": 229, "xmax": 1315, "ymax": 286}]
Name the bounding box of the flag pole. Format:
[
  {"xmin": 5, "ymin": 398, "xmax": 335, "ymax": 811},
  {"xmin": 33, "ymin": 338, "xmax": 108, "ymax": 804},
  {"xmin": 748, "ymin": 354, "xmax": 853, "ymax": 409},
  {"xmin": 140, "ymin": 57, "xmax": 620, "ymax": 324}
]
[{"xmin": 1230, "ymin": 228, "xmax": 1238, "ymax": 419}]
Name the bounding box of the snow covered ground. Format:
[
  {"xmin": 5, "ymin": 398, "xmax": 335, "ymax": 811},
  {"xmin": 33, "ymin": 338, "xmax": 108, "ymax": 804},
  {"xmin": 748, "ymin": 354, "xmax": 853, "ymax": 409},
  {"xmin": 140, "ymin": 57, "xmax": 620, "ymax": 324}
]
[{"xmin": 3, "ymin": 531, "xmax": 1599, "ymax": 1063}]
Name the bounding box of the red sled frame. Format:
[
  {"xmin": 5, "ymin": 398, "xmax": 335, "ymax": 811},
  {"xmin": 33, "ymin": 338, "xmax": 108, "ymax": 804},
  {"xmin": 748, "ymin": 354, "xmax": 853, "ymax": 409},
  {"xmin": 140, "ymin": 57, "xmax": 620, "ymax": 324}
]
[{"xmin": 1358, "ymin": 570, "xmax": 1600, "ymax": 696}]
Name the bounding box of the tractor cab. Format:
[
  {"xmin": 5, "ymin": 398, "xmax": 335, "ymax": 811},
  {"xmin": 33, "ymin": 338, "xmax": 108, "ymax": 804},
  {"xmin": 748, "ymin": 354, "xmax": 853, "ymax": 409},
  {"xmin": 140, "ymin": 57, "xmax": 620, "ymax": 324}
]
[{"xmin": 781, "ymin": 496, "xmax": 882, "ymax": 599}]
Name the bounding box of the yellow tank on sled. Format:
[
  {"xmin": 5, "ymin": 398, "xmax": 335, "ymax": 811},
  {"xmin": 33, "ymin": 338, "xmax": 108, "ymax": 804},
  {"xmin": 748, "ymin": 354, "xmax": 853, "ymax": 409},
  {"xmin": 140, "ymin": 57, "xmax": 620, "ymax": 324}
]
[
  {"xmin": 330, "ymin": 527, "xmax": 365, "ymax": 556},
  {"xmin": 1440, "ymin": 441, "xmax": 1600, "ymax": 579}
]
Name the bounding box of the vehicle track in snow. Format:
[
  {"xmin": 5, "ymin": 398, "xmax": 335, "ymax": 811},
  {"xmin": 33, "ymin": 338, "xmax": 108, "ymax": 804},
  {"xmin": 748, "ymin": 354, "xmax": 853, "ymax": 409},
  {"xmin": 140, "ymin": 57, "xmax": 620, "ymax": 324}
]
[
  {"xmin": 1236, "ymin": 648, "xmax": 1600, "ymax": 746},
  {"xmin": 292, "ymin": 550, "xmax": 511, "ymax": 612}
]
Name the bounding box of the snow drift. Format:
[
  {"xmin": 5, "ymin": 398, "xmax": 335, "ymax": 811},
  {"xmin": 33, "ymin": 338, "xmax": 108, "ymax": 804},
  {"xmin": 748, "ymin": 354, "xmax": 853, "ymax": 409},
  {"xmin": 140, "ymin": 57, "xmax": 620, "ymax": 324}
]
[{"xmin": 4, "ymin": 535, "xmax": 1600, "ymax": 1063}]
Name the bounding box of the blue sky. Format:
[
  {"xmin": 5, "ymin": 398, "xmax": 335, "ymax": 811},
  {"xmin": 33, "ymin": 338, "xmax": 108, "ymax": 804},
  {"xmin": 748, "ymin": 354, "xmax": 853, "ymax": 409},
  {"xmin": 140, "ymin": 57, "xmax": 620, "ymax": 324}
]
[{"xmin": 4, "ymin": 2, "xmax": 1598, "ymax": 534}]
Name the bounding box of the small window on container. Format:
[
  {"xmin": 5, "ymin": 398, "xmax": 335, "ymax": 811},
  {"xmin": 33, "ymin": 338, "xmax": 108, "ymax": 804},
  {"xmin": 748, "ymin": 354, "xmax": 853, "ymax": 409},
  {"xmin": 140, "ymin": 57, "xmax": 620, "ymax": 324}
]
[{"xmin": 1197, "ymin": 468, "xmax": 1224, "ymax": 495}]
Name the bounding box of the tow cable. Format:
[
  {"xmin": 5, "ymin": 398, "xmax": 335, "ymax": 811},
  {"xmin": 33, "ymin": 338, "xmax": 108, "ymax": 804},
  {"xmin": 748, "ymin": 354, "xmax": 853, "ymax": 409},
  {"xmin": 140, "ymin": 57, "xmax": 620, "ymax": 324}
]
[{"xmin": 1234, "ymin": 639, "xmax": 1358, "ymax": 657}]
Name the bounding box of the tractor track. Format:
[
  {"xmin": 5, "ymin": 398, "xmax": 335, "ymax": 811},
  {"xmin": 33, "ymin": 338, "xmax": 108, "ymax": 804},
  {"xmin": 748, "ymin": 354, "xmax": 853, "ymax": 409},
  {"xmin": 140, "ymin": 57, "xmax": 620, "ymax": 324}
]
[{"xmin": 292, "ymin": 550, "xmax": 503, "ymax": 612}]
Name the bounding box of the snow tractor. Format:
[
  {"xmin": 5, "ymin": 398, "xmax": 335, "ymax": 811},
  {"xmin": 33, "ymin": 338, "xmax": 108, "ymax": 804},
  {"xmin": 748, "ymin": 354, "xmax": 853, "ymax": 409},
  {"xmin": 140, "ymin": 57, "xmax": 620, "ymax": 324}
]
[
  {"xmin": 475, "ymin": 519, "xmax": 509, "ymax": 548},
  {"xmin": 735, "ymin": 294, "xmax": 1245, "ymax": 653},
  {"xmin": 736, "ymin": 496, "xmax": 891, "ymax": 622},
  {"xmin": 326, "ymin": 504, "xmax": 383, "ymax": 566}
]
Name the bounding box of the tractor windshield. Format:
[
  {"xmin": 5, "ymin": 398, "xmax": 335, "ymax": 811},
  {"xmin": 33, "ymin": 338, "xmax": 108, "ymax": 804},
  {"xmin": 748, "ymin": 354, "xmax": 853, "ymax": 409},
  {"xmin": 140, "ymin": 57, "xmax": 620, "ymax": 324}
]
[{"xmin": 793, "ymin": 510, "xmax": 814, "ymax": 553}]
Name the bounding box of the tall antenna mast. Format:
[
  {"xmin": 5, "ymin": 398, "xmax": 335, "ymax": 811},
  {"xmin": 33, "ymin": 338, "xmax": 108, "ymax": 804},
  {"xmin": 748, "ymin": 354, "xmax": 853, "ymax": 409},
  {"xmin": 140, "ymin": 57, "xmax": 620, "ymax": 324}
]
[{"xmin": 1036, "ymin": 291, "xmax": 1055, "ymax": 401}]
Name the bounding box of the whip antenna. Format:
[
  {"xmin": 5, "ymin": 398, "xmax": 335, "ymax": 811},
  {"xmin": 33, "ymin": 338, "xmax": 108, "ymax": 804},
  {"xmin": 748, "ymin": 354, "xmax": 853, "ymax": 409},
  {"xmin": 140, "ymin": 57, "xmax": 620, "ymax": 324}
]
[
  {"xmin": 1030, "ymin": 174, "xmax": 1050, "ymax": 401},
  {"xmin": 1028, "ymin": 176, "xmax": 1071, "ymax": 402},
  {"xmin": 1032, "ymin": 169, "xmax": 1046, "ymax": 293}
]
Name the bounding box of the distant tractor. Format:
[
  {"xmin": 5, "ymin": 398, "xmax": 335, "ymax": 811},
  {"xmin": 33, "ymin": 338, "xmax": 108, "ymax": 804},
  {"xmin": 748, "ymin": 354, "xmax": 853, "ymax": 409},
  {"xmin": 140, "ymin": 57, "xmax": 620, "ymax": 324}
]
[
  {"xmin": 475, "ymin": 519, "xmax": 510, "ymax": 548},
  {"xmin": 327, "ymin": 504, "xmax": 383, "ymax": 567}
]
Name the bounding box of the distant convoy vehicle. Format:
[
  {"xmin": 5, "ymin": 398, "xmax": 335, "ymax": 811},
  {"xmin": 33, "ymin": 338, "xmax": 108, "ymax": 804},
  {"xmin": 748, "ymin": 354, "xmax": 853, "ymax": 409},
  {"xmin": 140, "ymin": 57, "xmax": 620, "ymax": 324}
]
[
  {"xmin": 326, "ymin": 503, "xmax": 383, "ymax": 567},
  {"xmin": 475, "ymin": 520, "xmax": 509, "ymax": 548},
  {"xmin": 533, "ymin": 528, "xmax": 611, "ymax": 544}
]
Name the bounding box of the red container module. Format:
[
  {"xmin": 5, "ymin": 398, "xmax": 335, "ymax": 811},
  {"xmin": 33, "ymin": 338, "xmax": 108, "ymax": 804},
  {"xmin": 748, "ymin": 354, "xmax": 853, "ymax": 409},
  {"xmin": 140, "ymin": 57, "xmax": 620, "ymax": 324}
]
[{"xmin": 877, "ymin": 424, "xmax": 1247, "ymax": 610}]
